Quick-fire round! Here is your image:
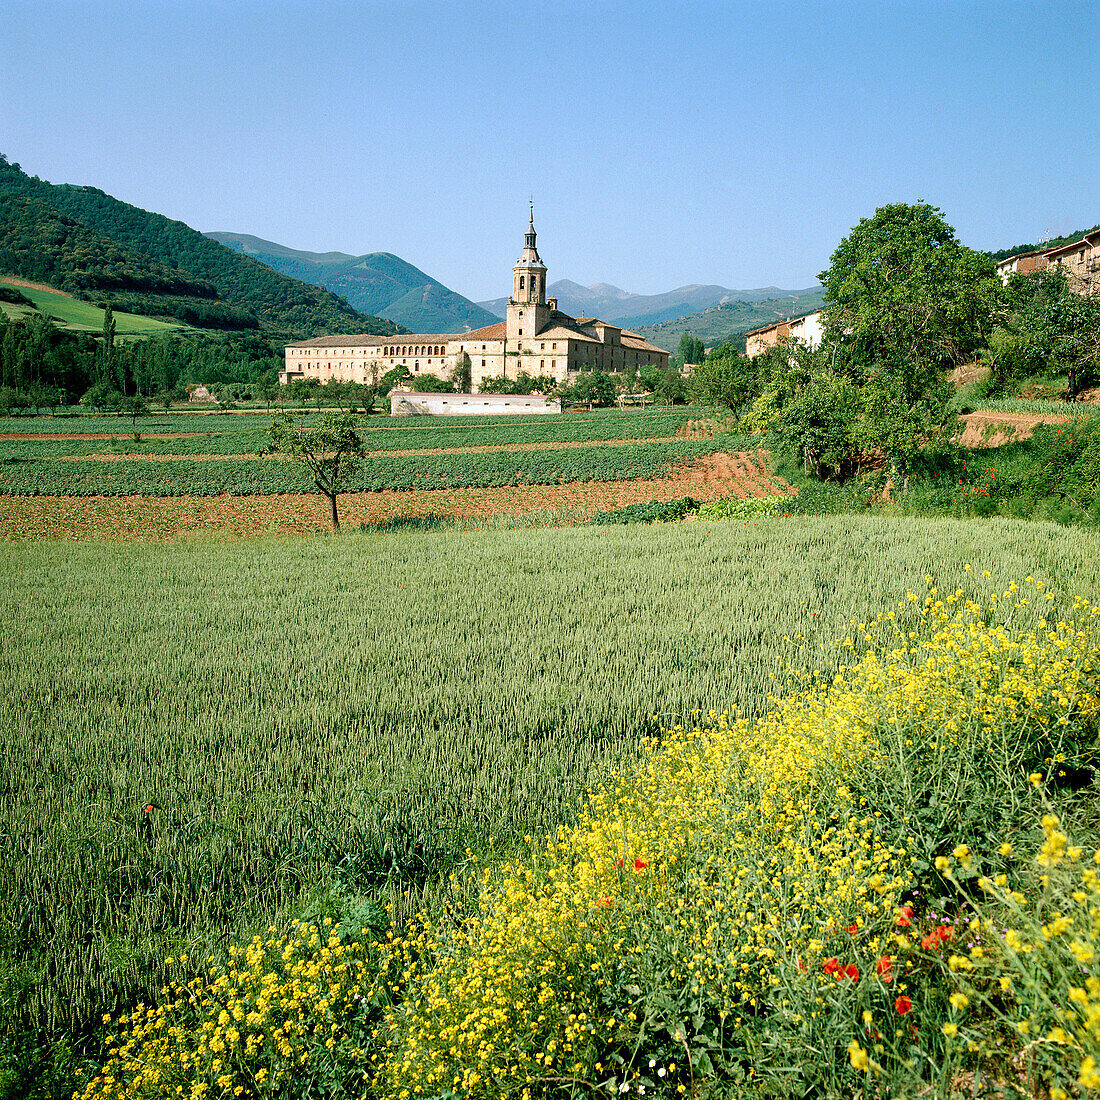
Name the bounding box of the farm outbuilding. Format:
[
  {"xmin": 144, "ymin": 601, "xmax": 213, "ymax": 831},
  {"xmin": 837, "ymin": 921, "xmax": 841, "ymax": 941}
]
[{"xmin": 390, "ymin": 391, "xmax": 561, "ymax": 416}]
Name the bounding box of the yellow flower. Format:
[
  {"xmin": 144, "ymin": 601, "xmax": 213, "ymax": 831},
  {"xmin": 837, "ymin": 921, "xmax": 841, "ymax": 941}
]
[
  {"xmin": 949, "ymin": 993, "xmax": 969, "ymax": 1011},
  {"xmin": 847, "ymin": 1039, "xmax": 869, "ymax": 1072},
  {"xmin": 942, "ymin": 1022, "xmax": 958, "ymax": 1038}
]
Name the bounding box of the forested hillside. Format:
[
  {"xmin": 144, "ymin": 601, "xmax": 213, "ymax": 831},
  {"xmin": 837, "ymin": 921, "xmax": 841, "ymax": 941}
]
[
  {"xmin": 207, "ymin": 233, "xmax": 499, "ymax": 333},
  {"xmin": 0, "ymin": 155, "xmax": 399, "ymax": 339}
]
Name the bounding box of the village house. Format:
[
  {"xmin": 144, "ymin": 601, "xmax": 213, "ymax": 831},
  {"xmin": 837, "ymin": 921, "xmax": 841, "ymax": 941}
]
[
  {"xmin": 996, "ymin": 230, "xmax": 1100, "ymax": 294},
  {"xmin": 280, "ymin": 208, "xmax": 669, "ymax": 392},
  {"xmin": 744, "ymin": 310, "xmax": 824, "ymax": 358}
]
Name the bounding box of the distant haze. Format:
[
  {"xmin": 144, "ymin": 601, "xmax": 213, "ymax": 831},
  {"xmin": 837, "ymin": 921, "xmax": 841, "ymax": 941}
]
[{"xmin": 478, "ymin": 281, "xmax": 822, "ymax": 329}]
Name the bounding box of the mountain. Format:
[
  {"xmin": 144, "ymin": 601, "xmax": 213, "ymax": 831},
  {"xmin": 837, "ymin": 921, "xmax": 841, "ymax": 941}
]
[
  {"xmin": 0, "ymin": 155, "xmax": 398, "ymax": 339},
  {"xmin": 477, "ymin": 280, "xmax": 821, "ymax": 328},
  {"xmin": 632, "ymin": 288, "xmax": 827, "ymax": 353},
  {"xmin": 206, "ymin": 233, "xmax": 499, "ymax": 333}
]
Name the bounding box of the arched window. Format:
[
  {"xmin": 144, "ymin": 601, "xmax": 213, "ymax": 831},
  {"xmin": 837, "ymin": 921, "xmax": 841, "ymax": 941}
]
[{"xmin": 519, "ymin": 275, "xmax": 525, "ymax": 291}]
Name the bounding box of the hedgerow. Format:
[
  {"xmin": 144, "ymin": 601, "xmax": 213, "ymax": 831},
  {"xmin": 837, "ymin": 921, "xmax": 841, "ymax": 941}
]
[{"xmin": 77, "ymin": 575, "xmax": 1100, "ymax": 1098}]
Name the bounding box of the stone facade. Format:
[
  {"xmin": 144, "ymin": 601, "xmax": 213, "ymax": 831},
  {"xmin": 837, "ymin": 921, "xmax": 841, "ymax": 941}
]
[{"xmin": 281, "ymin": 209, "xmax": 669, "ymax": 391}]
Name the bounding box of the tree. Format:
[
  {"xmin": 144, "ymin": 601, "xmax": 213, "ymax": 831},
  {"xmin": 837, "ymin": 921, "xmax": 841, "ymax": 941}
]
[
  {"xmin": 565, "ymin": 370, "xmax": 616, "ymax": 409},
  {"xmin": 994, "ymin": 266, "xmax": 1100, "ymax": 398},
  {"xmin": 268, "ymin": 413, "xmax": 365, "ymax": 532},
  {"xmin": 676, "ymin": 332, "xmax": 705, "ymax": 368},
  {"xmin": 120, "ymin": 394, "xmax": 150, "ymax": 426},
  {"xmin": 80, "ymin": 381, "xmax": 122, "ymax": 414},
  {"xmin": 453, "ymin": 352, "xmax": 472, "ymax": 394},
  {"xmin": 99, "ymin": 304, "xmax": 117, "ymax": 388},
  {"xmin": 685, "ymin": 347, "xmax": 757, "ymax": 410},
  {"xmin": 816, "ymin": 202, "xmax": 999, "ymax": 473},
  {"xmin": 410, "ymin": 372, "xmax": 453, "ymax": 393}
]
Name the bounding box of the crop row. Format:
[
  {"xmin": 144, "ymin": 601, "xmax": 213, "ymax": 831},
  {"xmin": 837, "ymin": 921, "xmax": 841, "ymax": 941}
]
[
  {"xmin": 0, "ymin": 440, "xmax": 723, "ymax": 495},
  {"xmin": 0, "ymin": 407, "xmax": 698, "ymax": 439}
]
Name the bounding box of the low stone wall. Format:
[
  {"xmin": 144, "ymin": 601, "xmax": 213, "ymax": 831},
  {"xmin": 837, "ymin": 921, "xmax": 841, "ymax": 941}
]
[{"xmin": 390, "ymin": 392, "xmax": 561, "ymax": 416}]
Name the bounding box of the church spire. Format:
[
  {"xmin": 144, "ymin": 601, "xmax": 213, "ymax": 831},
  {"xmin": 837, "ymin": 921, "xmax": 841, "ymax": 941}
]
[{"xmin": 518, "ymin": 202, "xmax": 543, "ymax": 266}]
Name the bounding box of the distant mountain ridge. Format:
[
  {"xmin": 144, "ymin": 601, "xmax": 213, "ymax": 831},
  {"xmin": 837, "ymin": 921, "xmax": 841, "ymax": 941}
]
[
  {"xmin": 478, "ymin": 280, "xmax": 822, "ymax": 328},
  {"xmin": 633, "ymin": 288, "xmax": 827, "ymax": 353},
  {"xmin": 206, "ymin": 233, "xmax": 499, "ymax": 334},
  {"xmin": 0, "ymin": 155, "xmax": 397, "ymax": 339}
]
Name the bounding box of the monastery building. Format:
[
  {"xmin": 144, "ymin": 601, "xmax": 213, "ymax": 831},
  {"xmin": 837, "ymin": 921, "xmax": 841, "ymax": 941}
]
[{"xmin": 280, "ymin": 209, "xmax": 669, "ymax": 390}]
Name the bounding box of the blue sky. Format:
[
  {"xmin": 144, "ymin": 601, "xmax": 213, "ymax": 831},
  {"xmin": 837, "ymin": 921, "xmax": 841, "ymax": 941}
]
[{"xmin": 2, "ymin": 0, "xmax": 1098, "ymax": 302}]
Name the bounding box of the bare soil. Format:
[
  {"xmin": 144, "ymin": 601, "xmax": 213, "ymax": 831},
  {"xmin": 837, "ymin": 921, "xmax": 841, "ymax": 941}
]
[
  {"xmin": 0, "ymin": 451, "xmax": 792, "ymax": 540},
  {"xmin": 956, "ymin": 411, "xmax": 1071, "ymax": 447}
]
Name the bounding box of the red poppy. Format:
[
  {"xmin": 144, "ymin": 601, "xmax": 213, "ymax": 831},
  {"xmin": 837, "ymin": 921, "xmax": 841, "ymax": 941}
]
[
  {"xmin": 596, "ymin": 894, "xmax": 611, "ymax": 909},
  {"xmin": 797, "ymin": 958, "xmax": 808, "ymax": 972},
  {"xmin": 845, "ymin": 963, "xmax": 859, "ymax": 982},
  {"xmin": 143, "ymin": 804, "xmax": 154, "ymax": 814},
  {"xmin": 875, "ymin": 955, "xmax": 893, "ymax": 981},
  {"xmin": 822, "ymin": 957, "xmax": 841, "ymax": 976},
  {"xmin": 895, "ymin": 906, "xmax": 914, "ymax": 927},
  {"xmin": 633, "ymin": 858, "xmax": 647, "ymax": 871},
  {"xmin": 894, "ymin": 995, "xmax": 913, "ymax": 1015},
  {"xmin": 846, "ymin": 924, "xmax": 859, "ymax": 936},
  {"xmin": 615, "ymin": 858, "xmax": 624, "ymax": 869}
]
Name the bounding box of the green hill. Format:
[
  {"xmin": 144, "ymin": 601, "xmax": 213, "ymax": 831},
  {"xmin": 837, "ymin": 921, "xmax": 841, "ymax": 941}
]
[
  {"xmin": 0, "ymin": 276, "xmax": 186, "ymax": 335},
  {"xmin": 207, "ymin": 232, "xmax": 499, "ymax": 333},
  {"xmin": 0, "ymin": 155, "xmax": 400, "ymax": 339},
  {"xmin": 634, "ymin": 288, "xmax": 826, "ymax": 352}
]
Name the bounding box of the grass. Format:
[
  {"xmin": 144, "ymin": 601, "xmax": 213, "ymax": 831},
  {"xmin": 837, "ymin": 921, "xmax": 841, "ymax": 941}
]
[
  {"xmin": 3, "ymin": 516, "xmax": 1100, "ymax": 1070},
  {"xmin": 0, "ymin": 278, "xmax": 186, "ymax": 334}
]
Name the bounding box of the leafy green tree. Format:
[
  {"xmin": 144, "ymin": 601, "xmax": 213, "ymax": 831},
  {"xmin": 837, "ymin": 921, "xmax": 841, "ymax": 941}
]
[
  {"xmin": 268, "ymin": 413, "xmax": 365, "ymax": 531},
  {"xmin": 255, "ymin": 376, "xmax": 278, "ymax": 410},
  {"xmin": 817, "ymin": 202, "xmax": 998, "ymax": 473},
  {"xmin": 654, "ymin": 368, "xmax": 686, "ymax": 405},
  {"xmin": 993, "ymin": 266, "xmax": 1100, "ymax": 398},
  {"xmin": 120, "ymin": 394, "xmax": 150, "ymax": 426},
  {"xmin": 410, "ymin": 373, "xmax": 453, "ymax": 393},
  {"xmin": 79, "ymin": 381, "xmax": 122, "ymax": 414},
  {"xmin": 565, "ymin": 370, "xmax": 616, "ymax": 409},
  {"xmin": 686, "ymin": 347, "xmax": 757, "ymax": 410},
  {"xmin": 380, "ymin": 365, "xmax": 413, "ymax": 392}
]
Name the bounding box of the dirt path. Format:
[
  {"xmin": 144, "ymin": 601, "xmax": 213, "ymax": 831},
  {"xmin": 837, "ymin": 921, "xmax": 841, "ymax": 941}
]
[{"xmin": 0, "ymin": 451, "xmax": 792, "ymax": 540}]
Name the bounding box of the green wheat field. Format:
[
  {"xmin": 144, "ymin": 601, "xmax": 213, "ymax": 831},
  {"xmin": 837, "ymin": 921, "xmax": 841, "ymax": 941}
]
[{"xmin": 3, "ymin": 514, "xmax": 1100, "ymax": 1051}]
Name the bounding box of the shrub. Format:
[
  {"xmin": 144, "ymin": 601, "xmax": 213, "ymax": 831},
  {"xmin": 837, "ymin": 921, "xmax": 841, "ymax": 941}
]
[{"xmin": 589, "ymin": 496, "xmax": 699, "ymax": 525}]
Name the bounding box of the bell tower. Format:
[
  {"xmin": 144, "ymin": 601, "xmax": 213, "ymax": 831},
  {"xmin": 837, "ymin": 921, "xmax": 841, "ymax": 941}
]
[{"xmin": 506, "ymin": 204, "xmax": 550, "ymax": 344}]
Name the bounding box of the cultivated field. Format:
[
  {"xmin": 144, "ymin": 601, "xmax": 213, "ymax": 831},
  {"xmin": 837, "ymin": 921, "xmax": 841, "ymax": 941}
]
[
  {"xmin": 0, "ymin": 277, "xmax": 185, "ymax": 334},
  {"xmin": 3, "ymin": 516, "xmax": 1099, "ymax": 1050},
  {"xmin": 0, "ymin": 408, "xmax": 788, "ymax": 537}
]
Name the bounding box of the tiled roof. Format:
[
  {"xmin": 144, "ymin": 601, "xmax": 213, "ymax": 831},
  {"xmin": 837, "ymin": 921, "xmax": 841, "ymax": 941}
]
[
  {"xmin": 620, "ymin": 334, "xmax": 666, "ymax": 354},
  {"xmin": 1044, "ymin": 231, "xmax": 1100, "ymax": 258},
  {"xmin": 285, "ymin": 334, "xmax": 390, "ymax": 348},
  {"xmin": 455, "ymin": 322, "xmax": 506, "ymax": 340}
]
